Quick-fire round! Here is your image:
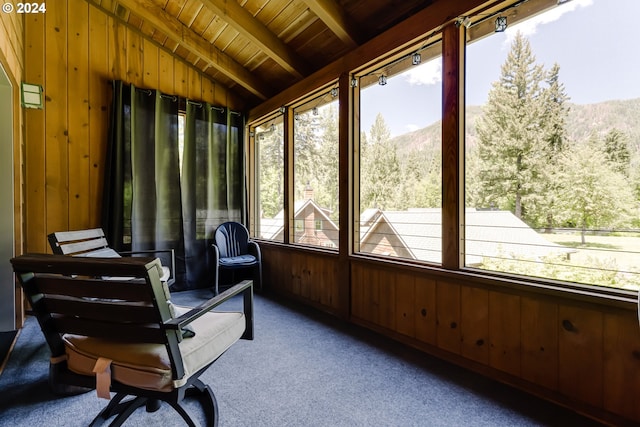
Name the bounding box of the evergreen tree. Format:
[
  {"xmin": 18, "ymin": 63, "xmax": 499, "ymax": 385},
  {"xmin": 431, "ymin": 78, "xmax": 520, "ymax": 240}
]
[
  {"xmin": 314, "ymin": 104, "xmax": 339, "ymax": 217},
  {"xmin": 542, "ymin": 63, "xmax": 569, "ymax": 152},
  {"xmin": 361, "ymin": 113, "xmax": 401, "ymax": 209},
  {"xmin": 555, "ymin": 139, "xmax": 635, "ymax": 244},
  {"xmin": 526, "ymin": 63, "xmax": 570, "ymax": 230},
  {"xmin": 473, "ymin": 32, "xmax": 568, "ymax": 226},
  {"xmin": 603, "ymin": 128, "xmax": 631, "ymax": 176},
  {"xmin": 257, "ymin": 123, "xmax": 284, "ymax": 218},
  {"xmin": 293, "ymin": 111, "xmax": 320, "ymax": 200},
  {"xmin": 396, "ymin": 148, "xmax": 440, "ymax": 209}
]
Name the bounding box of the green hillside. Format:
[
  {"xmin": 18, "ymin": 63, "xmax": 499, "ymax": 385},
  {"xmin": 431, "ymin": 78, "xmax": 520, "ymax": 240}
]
[{"xmin": 391, "ymin": 98, "xmax": 640, "ymax": 155}]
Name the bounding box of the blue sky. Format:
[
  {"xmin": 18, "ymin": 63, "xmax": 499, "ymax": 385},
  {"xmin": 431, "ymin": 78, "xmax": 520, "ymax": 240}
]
[{"xmin": 360, "ymin": 0, "xmax": 640, "ymax": 137}]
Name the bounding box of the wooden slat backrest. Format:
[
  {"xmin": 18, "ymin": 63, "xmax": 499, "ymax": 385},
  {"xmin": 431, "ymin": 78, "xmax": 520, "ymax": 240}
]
[
  {"xmin": 48, "ymin": 228, "xmax": 110, "ymax": 256},
  {"xmin": 11, "ymin": 254, "xmax": 183, "ymax": 373},
  {"xmin": 50, "ymin": 228, "xmax": 105, "ymax": 243}
]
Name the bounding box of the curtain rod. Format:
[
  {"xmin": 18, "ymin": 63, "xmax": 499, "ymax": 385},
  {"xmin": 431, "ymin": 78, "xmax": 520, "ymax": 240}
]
[{"xmin": 132, "ymin": 85, "xmax": 241, "ymax": 115}]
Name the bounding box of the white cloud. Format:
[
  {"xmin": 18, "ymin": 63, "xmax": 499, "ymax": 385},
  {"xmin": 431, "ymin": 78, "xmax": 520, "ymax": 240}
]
[
  {"xmin": 403, "ymin": 58, "xmax": 442, "ymax": 86},
  {"xmin": 406, "ymin": 124, "xmax": 420, "ymax": 132},
  {"xmin": 505, "ymin": 0, "xmax": 593, "ymax": 43}
]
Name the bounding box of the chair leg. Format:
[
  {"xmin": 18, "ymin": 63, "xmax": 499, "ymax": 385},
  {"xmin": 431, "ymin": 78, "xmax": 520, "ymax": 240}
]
[
  {"xmin": 256, "ymin": 264, "xmax": 262, "ymax": 291},
  {"xmin": 169, "ymin": 379, "xmax": 218, "ymax": 427},
  {"xmin": 146, "ymin": 398, "xmax": 162, "ymax": 412},
  {"xmin": 214, "ymin": 265, "xmax": 219, "ymax": 295},
  {"xmin": 89, "ymin": 393, "xmax": 147, "ymax": 427},
  {"xmin": 108, "ymin": 396, "xmax": 148, "ymax": 427}
]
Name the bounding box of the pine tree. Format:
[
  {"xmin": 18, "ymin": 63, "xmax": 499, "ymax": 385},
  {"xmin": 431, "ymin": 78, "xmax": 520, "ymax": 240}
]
[
  {"xmin": 293, "ymin": 110, "xmax": 320, "ymax": 200},
  {"xmin": 361, "ymin": 113, "xmax": 401, "ymax": 210},
  {"xmin": 542, "ymin": 63, "xmax": 569, "ymax": 152},
  {"xmin": 473, "ymin": 32, "xmax": 568, "ymax": 225},
  {"xmin": 603, "ymin": 128, "xmax": 631, "ymax": 176},
  {"xmin": 396, "ymin": 148, "xmax": 440, "ymax": 209},
  {"xmin": 526, "ymin": 63, "xmax": 570, "ymax": 230},
  {"xmin": 257, "ymin": 123, "xmax": 284, "ymax": 218},
  {"xmin": 315, "ymin": 104, "xmax": 339, "ymax": 217},
  {"xmin": 556, "ymin": 139, "xmax": 635, "ymax": 244}
]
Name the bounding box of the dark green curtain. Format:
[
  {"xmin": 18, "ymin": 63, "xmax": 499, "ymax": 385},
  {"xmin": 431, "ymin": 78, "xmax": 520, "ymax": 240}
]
[
  {"xmin": 103, "ymin": 81, "xmax": 245, "ymax": 290},
  {"xmin": 180, "ymin": 101, "xmax": 244, "ymax": 289}
]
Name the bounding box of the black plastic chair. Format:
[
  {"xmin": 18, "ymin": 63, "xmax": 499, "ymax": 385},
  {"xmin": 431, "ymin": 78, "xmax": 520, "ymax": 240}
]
[{"xmin": 212, "ymin": 222, "xmax": 262, "ymax": 295}]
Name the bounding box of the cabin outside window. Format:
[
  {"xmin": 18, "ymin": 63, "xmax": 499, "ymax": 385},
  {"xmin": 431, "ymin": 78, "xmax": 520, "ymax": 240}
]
[
  {"xmin": 292, "ymin": 88, "xmax": 340, "ymax": 249},
  {"xmin": 355, "ymin": 42, "xmax": 443, "ymax": 264}
]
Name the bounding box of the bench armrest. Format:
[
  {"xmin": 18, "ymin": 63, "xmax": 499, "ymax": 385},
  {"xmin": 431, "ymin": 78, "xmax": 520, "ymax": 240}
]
[{"xmin": 166, "ymin": 279, "xmax": 254, "ymax": 340}]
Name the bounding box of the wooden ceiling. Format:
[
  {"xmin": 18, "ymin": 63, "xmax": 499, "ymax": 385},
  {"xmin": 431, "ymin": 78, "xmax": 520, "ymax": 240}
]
[{"xmin": 90, "ymin": 0, "xmax": 434, "ymax": 109}]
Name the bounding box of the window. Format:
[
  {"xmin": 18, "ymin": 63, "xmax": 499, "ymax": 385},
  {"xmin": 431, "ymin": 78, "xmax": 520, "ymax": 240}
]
[
  {"xmin": 255, "ymin": 115, "xmax": 285, "ymax": 242},
  {"xmin": 292, "ymin": 89, "xmax": 340, "ymax": 248},
  {"xmin": 464, "ymin": 0, "xmax": 640, "ymax": 290},
  {"xmin": 356, "ymin": 42, "xmax": 443, "ymax": 263}
]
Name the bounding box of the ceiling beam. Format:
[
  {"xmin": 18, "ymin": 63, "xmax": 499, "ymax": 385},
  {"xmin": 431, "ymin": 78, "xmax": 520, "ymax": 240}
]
[
  {"xmin": 301, "ymin": 0, "xmax": 360, "ymax": 48},
  {"xmin": 114, "ymin": 0, "xmax": 271, "ymax": 100},
  {"xmin": 199, "ymin": 0, "xmax": 310, "ymax": 78},
  {"xmin": 249, "ymin": 0, "xmax": 489, "ymax": 120}
]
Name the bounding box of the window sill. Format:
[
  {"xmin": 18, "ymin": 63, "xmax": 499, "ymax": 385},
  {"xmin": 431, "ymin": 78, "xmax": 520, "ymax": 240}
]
[{"xmin": 256, "ymin": 241, "xmax": 638, "ymax": 311}]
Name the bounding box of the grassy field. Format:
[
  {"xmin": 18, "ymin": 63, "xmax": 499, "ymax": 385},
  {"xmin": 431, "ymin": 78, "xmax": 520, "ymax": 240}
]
[
  {"xmin": 542, "ymin": 232, "xmax": 640, "ymax": 290},
  {"xmin": 543, "ymin": 232, "xmax": 640, "ymax": 270}
]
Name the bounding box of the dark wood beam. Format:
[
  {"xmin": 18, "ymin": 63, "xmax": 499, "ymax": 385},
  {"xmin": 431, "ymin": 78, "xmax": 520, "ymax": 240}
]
[{"xmin": 441, "ymin": 22, "xmax": 465, "ymax": 270}]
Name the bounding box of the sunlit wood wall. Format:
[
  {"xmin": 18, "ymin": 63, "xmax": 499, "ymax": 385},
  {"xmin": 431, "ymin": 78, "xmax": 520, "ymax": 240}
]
[
  {"xmin": 23, "ymin": 0, "xmax": 242, "ymax": 254},
  {"xmin": 0, "ymin": 4, "xmax": 24, "ymax": 237},
  {"xmin": 0, "ymin": 5, "xmax": 23, "ymax": 80},
  {"xmin": 1, "ymin": 7, "xmax": 25, "ymax": 326},
  {"xmin": 263, "ymin": 244, "xmax": 640, "ymax": 425}
]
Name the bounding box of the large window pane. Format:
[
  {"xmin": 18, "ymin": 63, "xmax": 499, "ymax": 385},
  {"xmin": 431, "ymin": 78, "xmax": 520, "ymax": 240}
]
[
  {"xmin": 465, "ymin": 0, "xmax": 640, "ymax": 290},
  {"xmin": 357, "ymin": 44, "xmax": 443, "ymax": 263},
  {"xmin": 293, "ymin": 89, "xmax": 339, "ymax": 248},
  {"xmin": 255, "ymin": 116, "xmax": 284, "ymax": 242}
]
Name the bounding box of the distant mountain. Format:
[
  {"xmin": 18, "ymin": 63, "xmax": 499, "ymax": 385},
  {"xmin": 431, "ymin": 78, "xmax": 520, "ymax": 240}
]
[
  {"xmin": 565, "ymin": 98, "xmax": 640, "ymax": 151},
  {"xmin": 391, "ymin": 98, "xmax": 640, "ymax": 156}
]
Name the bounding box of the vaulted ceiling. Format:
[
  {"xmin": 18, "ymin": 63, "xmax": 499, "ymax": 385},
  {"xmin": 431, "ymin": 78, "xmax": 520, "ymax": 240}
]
[{"xmin": 90, "ymin": 0, "xmax": 434, "ymax": 109}]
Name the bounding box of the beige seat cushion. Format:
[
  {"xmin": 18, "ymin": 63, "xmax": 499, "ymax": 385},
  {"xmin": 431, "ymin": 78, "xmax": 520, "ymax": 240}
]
[{"xmin": 63, "ymin": 309, "xmax": 245, "ymax": 393}]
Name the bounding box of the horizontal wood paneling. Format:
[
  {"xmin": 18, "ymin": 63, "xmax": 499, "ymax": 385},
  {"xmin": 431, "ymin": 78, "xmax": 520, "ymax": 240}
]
[{"xmin": 23, "ymin": 0, "xmax": 237, "ymax": 254}]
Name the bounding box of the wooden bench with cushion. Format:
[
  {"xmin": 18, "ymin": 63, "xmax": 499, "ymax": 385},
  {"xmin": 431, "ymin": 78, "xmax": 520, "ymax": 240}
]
[
  {"xmin": 48, "ymin": 228, "xmax": 176, "ymax": 286},
  {"xmin": 11, "ymin": 253, "xmax": 253, "ymax": 426}
]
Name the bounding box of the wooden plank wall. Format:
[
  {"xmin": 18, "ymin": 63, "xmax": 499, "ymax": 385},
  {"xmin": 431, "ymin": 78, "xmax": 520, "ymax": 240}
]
[
  {"xmin": 263, "ymin": 243, "xmax": 640, "ymax": 425},
  {"xmin": 0, "ymin": 7, "xmax": 24, "ymax": 230},
  {"xmin": 23, "ymin": 0, "xmax": 241, "ymax": 253},
  {"xmin": 262, "ymin": 245, "xmax": 341, "ymax": 314},
  {"xmin": 0, "ymin": 5, "xmax": 23, "ymax": 79},
  {"xmin": 1, "ymin": 7, "xmax": 25, "ymax": 325}
]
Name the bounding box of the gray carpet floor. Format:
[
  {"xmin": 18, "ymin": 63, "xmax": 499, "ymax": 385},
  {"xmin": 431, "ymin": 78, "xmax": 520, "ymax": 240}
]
[{"xmin": 0, "ymin": 290, "xmax": 605, "ymax": 426}]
